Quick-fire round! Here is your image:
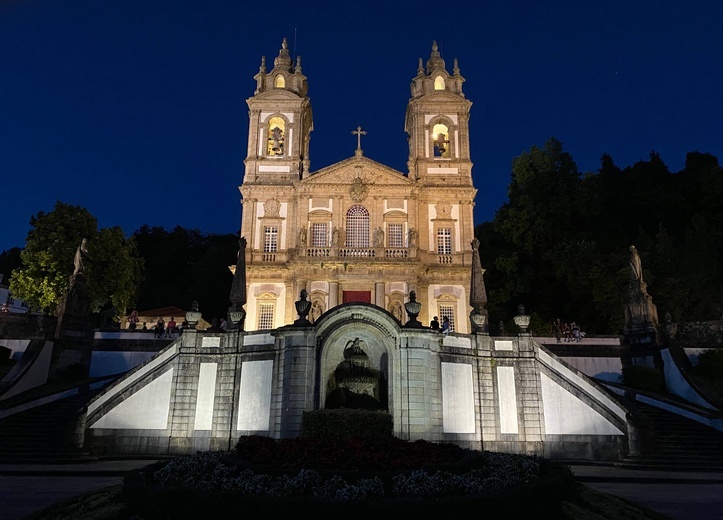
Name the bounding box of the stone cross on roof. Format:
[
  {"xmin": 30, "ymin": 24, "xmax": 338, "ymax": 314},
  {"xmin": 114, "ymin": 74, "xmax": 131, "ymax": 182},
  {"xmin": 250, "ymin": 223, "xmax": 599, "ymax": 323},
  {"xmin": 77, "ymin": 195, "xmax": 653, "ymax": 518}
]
[{"xmin": 352, "ymin": 126, "xmax": 367, "ymax": 153}]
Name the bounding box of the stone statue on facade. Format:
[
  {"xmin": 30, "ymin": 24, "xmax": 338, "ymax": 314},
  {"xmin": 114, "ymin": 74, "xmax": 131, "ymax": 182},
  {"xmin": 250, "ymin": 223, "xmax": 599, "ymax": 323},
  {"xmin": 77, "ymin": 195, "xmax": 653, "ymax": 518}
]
[
  {"xmin": 73, "ymin": 238, "xmax": 89, "ymax": 276},
  {"xmin": 298, "ymin": 226, "xmax": 307, "ymax": 246},
  {"xmin": 407, "ymin": 228, "xmax": 417, "ymax": 247},
  {"xmin": 373, "ymin": 226, "xmax": 384, "ymax": 247},
  {"xmin": 331, "ymin": 227, "xmax": 341, "ymax": 246}
]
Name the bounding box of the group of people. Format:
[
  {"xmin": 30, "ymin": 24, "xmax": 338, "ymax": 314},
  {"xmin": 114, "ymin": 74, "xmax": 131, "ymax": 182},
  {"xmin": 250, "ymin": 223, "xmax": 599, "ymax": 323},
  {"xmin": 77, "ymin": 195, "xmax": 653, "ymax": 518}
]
[
  {"xmin": 551, "ymin": 318, "xmax": 584, "ymax": 343},
  {"xmin": 429, "ymin": 315, "xmax": 451, "ymax": 334},
  {"xmin": 152, "ymin": 316, "xmax": 190, "ymax": 338}
]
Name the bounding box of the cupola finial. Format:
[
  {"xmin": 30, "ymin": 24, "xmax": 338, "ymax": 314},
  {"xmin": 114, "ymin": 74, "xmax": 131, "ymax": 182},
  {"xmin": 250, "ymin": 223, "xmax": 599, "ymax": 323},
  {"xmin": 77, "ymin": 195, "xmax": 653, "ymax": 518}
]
[
  {"xmin": 273, "ymin": 37, "xmax": 293, "ymax": 72},
  {"xmin": 426, "ymin": 40, "xmax": 446, "ymax": 75}
]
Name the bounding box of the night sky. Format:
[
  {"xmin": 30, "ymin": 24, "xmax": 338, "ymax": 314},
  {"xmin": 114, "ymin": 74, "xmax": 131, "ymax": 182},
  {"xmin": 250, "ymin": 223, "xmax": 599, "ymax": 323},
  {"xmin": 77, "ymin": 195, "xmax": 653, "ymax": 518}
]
[{"xmin": 2, "ymin": 0, "xmax": 722, "ymax": 253}]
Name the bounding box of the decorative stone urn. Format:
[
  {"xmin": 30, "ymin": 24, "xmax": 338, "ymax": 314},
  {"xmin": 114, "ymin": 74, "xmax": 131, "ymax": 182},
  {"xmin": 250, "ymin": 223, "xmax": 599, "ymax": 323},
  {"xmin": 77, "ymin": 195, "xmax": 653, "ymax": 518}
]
[
  {"xmin": 513, "ymin": 304, "xmax": 530, "ymax": 333},
  {"xmin": 404, "ymin": 291, "xmax": 422, "ymax": 328},
  {"xmin": 293, "ymin": 290, "xmax": 312, "ymax": 326},
  {"xmin": 228, "ymin": 309, "xmax": 246, "ymax": 330},
  {"xmin": 470, "ymin": 311, "xmax": 488, "ymax": 334},
  {"xmin": 185, "ymin": 300, "xmax": 202, "ymax": 330}
]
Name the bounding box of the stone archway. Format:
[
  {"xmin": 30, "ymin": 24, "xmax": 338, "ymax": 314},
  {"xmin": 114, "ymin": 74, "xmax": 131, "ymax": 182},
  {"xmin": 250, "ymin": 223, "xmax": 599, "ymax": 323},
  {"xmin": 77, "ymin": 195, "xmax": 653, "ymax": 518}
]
[{"xmin": 315, "ymin": 306, "xmax": 398, "ymax": 412}]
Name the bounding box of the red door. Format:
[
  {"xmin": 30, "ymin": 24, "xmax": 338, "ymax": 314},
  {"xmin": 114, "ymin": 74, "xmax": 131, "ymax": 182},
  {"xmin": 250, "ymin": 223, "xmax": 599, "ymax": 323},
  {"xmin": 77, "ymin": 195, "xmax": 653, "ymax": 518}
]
[{"xmin": 343, "ymin": 291, "xmax": 371, "ymax": 304}]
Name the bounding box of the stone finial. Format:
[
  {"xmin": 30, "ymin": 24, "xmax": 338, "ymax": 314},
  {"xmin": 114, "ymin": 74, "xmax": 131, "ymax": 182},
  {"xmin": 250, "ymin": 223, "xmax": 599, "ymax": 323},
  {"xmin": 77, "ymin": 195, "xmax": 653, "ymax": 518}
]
[
  {"xmin": 514, "ymin": 304, "xmax": 530, "ymax": 333},
  {"xmin": 293, "ymin": 289, "xmax": 312, "ymax": 327},
  {"xmin": 469, "ymin": 238, "xmax": 488, "ymax": 333},
  {"xmin": 273, "ymin": 37, "xmax": 292, "ymax": 71},
  {"xmin": 186, "ymin": 300, "xmax": 202, "ymax": 330},
  {"xmin": 426, "ymin": 40, "xmax": 446, "ymax": 74},
  {"xmin": 404, "ymin": 290, "xmax": 422, "ymax": 328},
  {"xmin": 230, "ymin": 237, "xmax": 248, "ymax": 302}
]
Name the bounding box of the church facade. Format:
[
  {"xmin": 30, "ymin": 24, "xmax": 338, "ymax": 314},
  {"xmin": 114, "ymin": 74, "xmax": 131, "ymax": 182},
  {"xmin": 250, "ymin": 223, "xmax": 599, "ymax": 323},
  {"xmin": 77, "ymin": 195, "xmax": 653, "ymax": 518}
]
[{"xmin": 239, "ymin": 40, "xmax": 476, "ymax": 333}]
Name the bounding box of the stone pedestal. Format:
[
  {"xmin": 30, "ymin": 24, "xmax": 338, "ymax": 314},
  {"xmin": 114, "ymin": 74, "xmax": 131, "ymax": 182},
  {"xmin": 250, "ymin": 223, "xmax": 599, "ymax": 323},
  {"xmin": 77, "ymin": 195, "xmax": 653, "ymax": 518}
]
[{"xmin": 55, "ymin": 274, "xmax": 92, "ymax": 340}]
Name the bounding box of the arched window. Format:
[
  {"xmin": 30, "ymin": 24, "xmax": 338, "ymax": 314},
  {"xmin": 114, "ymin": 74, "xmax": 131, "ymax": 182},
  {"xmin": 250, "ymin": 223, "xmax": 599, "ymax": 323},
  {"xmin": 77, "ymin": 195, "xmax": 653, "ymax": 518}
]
[
  {"xmin": 434, "ymin": 76, "xmax": 445, "ymax": 90},
  {"xmin": 432, "ymin": 123, "xmax": 450, "ymax": 158},
  {"xmin": 266, "ymin": 117, "xmax": 285, "ymax": 156},
  {"xmin": 274, "ymin": 75, "xmax": 285, "ymax": 88},
  {"xmin": 345, "ymin": 205, "xmax": 370, "ymax": 247}
]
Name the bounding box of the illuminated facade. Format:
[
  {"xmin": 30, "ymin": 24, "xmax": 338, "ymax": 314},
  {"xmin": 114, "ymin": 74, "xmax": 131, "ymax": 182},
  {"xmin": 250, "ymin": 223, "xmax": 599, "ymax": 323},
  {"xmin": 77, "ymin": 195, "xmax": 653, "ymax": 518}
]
[{"xmin": 239, "ymin": 40, "xmax": 477, "ymax": 332}]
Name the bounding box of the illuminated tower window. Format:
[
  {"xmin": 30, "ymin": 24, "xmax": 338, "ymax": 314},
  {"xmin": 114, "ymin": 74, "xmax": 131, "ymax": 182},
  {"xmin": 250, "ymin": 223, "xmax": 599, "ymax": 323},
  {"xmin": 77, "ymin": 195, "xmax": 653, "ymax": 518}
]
[
  {"xmin": 434, "ymin": 76, "xmax": 445, "ymax": 90},
  {"xmin": 274, "ymin": 75, "xmax": 285, "ymax": 88},
  {"xmin": 433, "ymin": 123, "xmax": 450, "ymax": 158},
  {"xmin": 267, "ymin": 117, "xmax": 285, "ymax": 156}
]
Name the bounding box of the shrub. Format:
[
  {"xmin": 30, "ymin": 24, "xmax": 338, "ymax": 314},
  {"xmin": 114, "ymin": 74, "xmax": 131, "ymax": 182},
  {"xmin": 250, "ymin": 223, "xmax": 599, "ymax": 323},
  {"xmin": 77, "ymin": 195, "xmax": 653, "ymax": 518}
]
[
  {"xmin": 696, "ymin": 349, "xmax": 723, "ymax": 377},
  {"xmin": 302, "ymin": 409, "xmax": 393, "ymax": 440}
]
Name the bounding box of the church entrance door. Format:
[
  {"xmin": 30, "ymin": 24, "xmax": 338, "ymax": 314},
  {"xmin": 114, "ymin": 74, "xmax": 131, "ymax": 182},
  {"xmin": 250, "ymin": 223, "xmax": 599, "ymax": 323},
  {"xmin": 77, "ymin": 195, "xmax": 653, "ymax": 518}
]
[{"xmin": 343, "ymin": 291, "xmax": 371, "ymax": 304}]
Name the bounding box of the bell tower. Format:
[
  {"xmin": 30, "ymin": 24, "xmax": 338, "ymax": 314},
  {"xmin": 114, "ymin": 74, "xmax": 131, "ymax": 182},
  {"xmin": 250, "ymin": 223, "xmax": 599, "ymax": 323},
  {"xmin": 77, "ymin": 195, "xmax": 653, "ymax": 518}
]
[
  {"xmin": 244, "ymin": 38, "xmax": 314, "ymax": 184},
  {"xmin": 404, "ymin": 41, "xmax": 473, "ymax": 186}
]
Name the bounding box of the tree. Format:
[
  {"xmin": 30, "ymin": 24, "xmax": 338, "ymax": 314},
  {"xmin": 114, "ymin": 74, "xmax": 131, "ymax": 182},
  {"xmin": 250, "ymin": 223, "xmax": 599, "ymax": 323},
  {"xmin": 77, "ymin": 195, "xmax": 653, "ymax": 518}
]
[
  {"xmin": 10, "ymin": 202, "xmax": 97, "ymax": 312},
  {"xmin": 88, "ymin": 227, "xmax": 144, "ymax": 320},
  {"xmin": 9, "ymin": 202, "xmax": 142, "ymax": 317},
  {"xmin": 133, "ymin": 226, "xmax": 237, "ymax": 320}
]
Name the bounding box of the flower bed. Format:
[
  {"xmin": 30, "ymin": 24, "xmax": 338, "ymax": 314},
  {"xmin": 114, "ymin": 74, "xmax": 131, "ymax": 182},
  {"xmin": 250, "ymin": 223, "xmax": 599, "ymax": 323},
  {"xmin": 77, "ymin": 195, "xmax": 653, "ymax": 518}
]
[{"xmin": 123, "ymin": 437, "xmax": 576, "ymax": 519}]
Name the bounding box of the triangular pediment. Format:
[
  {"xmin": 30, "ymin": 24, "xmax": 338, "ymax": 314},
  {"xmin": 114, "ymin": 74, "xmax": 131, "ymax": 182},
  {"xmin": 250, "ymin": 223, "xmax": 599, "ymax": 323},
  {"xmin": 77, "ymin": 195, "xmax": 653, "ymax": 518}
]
[{"xmin": 302, "ymin": 155, "xmax": 413, "ymax": 187}]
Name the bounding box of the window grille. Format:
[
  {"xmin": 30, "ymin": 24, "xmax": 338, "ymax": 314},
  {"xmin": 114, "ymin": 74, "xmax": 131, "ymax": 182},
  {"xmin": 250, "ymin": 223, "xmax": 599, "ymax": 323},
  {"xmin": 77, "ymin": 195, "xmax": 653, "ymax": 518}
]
[
  {"xmin": 257, "ymin": 303, "xmax": 274, "ymax": 330},
  {"xmin": 437, "ymin": 228, "xmax": 452, "ymax": 254},
  {"xmin": 439, "ymin": 304, "xmax": 455, "ymax": 332},
  {"xmin": 311, "ymin": 223, "xmax": 328, "ymax": 247},
  {"xmin": 264, "ymin": 226, "xmax": 278, "ymax": 252},
  {"xmin": 345, "ymin": 205, "xmax": 370, "ymax": 248},
  {"xmin": 387, "ymin": 224, "xmax": 403, "ymax": 248}
]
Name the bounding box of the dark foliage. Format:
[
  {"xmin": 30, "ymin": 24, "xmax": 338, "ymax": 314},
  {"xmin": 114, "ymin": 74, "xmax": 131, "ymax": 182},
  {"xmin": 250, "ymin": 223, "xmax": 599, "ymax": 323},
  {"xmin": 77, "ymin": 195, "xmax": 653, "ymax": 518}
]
[
  {"xmin": 302, "ymin": 409, "xmax": 393, "ymax": 439},
  {"xmin": 695, "ymin": 349, "xmax": 723, "ymax": 377},
  {"xmin": 477, "ymin": 143, "xmax": 723, "ymax": 334},
  {"xmin": 133, "ymin": 225, "xmax": 238, "ymax": 321},
  {"xmin": 235, "ymin": 435, "xmax": 470, "ymax": 471},
  {"xmin": 0, "ymin": 247, "xmax": 22, "ymax": 285},
  {"xmin": 622, "ymin": 365, "xmax": 666, "ymax": 393}
]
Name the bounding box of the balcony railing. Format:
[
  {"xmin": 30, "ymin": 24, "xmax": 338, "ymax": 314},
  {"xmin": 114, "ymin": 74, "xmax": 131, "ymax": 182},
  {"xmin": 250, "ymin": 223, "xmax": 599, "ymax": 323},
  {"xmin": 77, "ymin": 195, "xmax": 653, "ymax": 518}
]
[
  {"xmin": 340, "ymin": 248, "xmax": 375, "ymax": 258},
  {"xmin": 250, "ymin": 247, "xmax": 467, "ymax": 265}
]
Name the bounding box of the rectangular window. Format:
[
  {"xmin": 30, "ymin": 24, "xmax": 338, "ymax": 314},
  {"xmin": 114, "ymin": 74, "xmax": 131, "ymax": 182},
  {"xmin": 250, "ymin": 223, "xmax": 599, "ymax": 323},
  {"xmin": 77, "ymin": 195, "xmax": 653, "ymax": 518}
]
[
  {"xmin": 311, "ymin": 223, "xmax": 328, "ymax": 247},
  {"xmin": 439, "ymin": 304, "xmax": 455, "ymax": 332},
  {"xmin": 257, "ymin": 303, "xmax": 274, "ymax": 330},
  {"xmin": 437, "ymin": 228, "xmax": 452, "ymax": 255},
  {"xmin": 388, "ymin": 224, "xmax": 403, "ymax": 248},
  {"xmin": 263, "ymin": 226, "xmax": 278, "ymax": 252}
]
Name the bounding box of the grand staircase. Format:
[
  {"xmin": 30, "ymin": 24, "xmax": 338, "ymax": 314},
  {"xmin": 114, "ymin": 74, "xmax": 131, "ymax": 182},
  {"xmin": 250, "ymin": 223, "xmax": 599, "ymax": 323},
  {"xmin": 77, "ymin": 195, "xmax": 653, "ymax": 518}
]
[
  {"xmin": 620, "ymin": 398, "xmax": 723, "ymax": 471},
  {"xmin": 0, "ymin": 389, "xmax": 103, "ymax": 462}
]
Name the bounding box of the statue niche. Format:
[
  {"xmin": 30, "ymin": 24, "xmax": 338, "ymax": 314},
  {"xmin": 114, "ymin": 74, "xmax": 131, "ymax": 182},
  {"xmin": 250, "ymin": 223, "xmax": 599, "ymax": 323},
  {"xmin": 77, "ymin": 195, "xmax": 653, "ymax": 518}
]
[{"xmin": 325, "ymin": 338, "xmax": 387, "ymax": 410}]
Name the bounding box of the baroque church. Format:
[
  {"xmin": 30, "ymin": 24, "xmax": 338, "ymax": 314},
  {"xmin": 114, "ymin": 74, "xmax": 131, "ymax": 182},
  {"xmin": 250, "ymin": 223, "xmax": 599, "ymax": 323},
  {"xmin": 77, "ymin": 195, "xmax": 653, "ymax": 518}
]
[
  {"xmin": 239, "ymin": 39, "xmax": 477, "ymax": 333},
  {"xmin": 27, "ymin": 40, "xmax": 632, "ymax": 460}
]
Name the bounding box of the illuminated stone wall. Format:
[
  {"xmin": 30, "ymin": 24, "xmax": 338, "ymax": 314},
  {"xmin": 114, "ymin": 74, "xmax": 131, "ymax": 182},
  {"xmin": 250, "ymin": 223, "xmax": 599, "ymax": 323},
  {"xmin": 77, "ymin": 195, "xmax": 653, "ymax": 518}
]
[{"xmin": 84, "ymin": 304, "xmax": 631, "ymax": 461}]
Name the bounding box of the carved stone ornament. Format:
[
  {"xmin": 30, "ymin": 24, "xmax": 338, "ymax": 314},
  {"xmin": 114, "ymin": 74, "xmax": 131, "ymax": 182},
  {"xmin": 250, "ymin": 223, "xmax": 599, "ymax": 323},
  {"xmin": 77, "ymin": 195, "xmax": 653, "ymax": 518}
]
[
  {"xmin": 264, "ymin": 198, "xmax": 280, "ymax": 217},
  {"xmin": 349, "ymin": 177, "xmax": 368, "ymax": 202},
  {"xmin": 436, "ymin": 202, "xmax": 451, "ymax": 218}
]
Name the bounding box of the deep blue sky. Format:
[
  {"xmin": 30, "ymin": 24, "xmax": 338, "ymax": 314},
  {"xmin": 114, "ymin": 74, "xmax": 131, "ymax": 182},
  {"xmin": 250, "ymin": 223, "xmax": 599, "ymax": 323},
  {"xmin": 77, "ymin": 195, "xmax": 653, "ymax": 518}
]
[{"xmin": 2, "ymin": 0, "xmax": 722, "ymax": 253}]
